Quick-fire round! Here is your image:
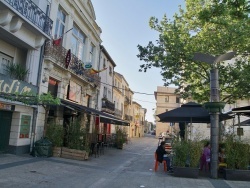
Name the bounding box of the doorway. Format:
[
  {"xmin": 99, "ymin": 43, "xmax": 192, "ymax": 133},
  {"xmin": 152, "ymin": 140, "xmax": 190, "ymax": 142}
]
[{"xmin": 0, "ymin": 111, "xmax": 12, "ymax": 152}]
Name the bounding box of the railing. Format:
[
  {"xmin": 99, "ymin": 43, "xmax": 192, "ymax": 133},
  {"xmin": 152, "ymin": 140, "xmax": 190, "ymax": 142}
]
[
  {"xmin": 124, "ymin": 96, "xmax": 131, "ymax": 105},
  {"xmin": 101, "ymin": 98, "xmax": 115, "ymax": 114},
  {"xmin": 44, "ymin": 41, "xmax": 100, "ymax": 87},
  {"xmin": 114, "ymin": 108, "xmax": 122, "ymax": 118},
  {"xmin": 125, "ymin": 114, "xmax": 133, "ymax": 121},
  {"xmin": 4, "ymin": 0, "xmax": 53, "ymax": 36}
]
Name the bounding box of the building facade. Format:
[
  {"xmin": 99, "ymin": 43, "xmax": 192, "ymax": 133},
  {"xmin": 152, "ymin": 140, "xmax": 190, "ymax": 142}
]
[
  {"xmin": 0, "ymin": 0, "xmax": 52, "ymax": 154},
  {"xmin": 154, "ymin": 86, "xmax": 180, "ymax": 138}
]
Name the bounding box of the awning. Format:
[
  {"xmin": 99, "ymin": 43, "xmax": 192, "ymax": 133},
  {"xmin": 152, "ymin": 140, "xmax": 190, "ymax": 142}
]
[
  {"xmin": 232, "ymin": 106, "xmax": 250, "ymax": 117},
  {"xmin": 60, "ymin": 99, "xmax": 130, "ymax": 126},
  {"xmin": 234, "ymin": 119, "xmax": 250, "ymax": 126}
]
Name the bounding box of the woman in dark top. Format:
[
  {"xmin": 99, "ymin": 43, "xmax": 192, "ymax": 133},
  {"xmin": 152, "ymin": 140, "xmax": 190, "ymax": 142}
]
[{"xmin": 156, "ymin": 141, "xmax": 171, "ymax": 171}]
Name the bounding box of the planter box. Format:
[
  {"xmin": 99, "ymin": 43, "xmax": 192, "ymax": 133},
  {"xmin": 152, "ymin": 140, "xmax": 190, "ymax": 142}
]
[
  {"xmin": 61, "ymin": 147, "xmax": 89, "ymax": 161},
  {"xmin": 173, "ymin": 167, "xmax": 199, "ymax": 179},
  {"xmin": 53, "ymin": 147, "xmax": 62, "ymax": 157},
  {"xmin": 224, "ymin": 169, "xmax": 250, "ymax": 181}
]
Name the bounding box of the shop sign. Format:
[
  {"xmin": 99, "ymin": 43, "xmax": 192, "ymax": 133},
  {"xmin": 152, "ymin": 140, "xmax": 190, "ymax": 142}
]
[
  {"xmin": 19, "ymin": 115, "xmax": 31, "ymax": 138},
  {"xmin": 0, "ymin": 73, "xmax": 38, "ymax": 94}
]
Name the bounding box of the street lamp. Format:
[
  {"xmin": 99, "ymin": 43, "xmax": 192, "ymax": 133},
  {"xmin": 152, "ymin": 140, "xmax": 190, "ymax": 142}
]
[{"xmin": 193, "ymin": 51, "xmax": 235, "ymax": 179}]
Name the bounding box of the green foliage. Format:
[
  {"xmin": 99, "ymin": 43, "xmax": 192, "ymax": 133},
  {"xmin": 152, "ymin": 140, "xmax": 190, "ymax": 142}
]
[
  {"xmin": 137, "ymin": 0, "xmax": 250, "ymax": 104},
  {"xmin": 45, "ymin": 123, "xmax": 64, "ymax": 147},
  {"xmin": 172, "ymin": 140, "xmax": 203, "ymax": 168},
  {"xmin": 5, "ymin": 62, "xmax": 29, "ymax": 81},
  {"xmin": 224, "ymin": 133, "xmax": 250, "ymax": 169},
  {"xmin": 66, "ymin": 120, "xmax": 90, "ymax": 152},
  {"xmin": 0, "ymin": 91, "xmax": 60, "ymax": 107},
  {"xmin": 115, "ymin": 127, "xmax": 126, "ymax": 149}
]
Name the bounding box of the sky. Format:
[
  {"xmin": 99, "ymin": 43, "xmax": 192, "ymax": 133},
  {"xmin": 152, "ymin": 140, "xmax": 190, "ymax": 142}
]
[{"xmin": 91, "ymin": 0, "xmax": 185, "ymax": 122}]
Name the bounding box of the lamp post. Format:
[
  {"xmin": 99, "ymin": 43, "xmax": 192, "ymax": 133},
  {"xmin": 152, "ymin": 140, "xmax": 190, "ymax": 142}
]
[{"xmin": 193, "ymin": 52, "xmax": 235, "ymax": 179}]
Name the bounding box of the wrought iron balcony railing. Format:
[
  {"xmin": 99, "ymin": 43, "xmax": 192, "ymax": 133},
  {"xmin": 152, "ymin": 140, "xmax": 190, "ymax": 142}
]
[
  {"xmin": 4, "ymin": 0, "xmax": 53, "ymax": 36},
  {"xmin": 124, "ymin": 96, "xmax": 131, "ymax": 105},
  {"xmin": 101, "ymin": 98, "xmax": 115, "ymax": 113},
  {"xmin": 125, "ymin": 114, "xmax": 133, "ymax": 121},
  {"xmin": 44, "ymin": 41, "xmax": 100, "ymax": 87},
  {"xmin": 114, "ymin": 108, "xmax": 122, "ymax": 118}
]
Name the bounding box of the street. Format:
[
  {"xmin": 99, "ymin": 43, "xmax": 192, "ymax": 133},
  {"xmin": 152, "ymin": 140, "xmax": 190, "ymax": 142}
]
[{"xmin": 0, "ymin": 135, "xmax": 248, "ymax": 188}]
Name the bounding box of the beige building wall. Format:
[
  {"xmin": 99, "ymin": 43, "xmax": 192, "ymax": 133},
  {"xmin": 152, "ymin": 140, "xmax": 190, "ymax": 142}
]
[{"xmin": 155, "ymin": 86, "xmax": 181, "ymax": 138}]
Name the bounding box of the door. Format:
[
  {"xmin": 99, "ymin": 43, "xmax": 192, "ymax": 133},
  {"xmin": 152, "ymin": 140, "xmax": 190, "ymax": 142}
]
[{"xmin": 0, "ymin": 111, "xmax": 12, "ymax": 152}]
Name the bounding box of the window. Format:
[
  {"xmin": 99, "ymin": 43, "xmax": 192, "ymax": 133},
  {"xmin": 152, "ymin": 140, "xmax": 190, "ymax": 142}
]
[
  {"xmin": 122, "ymin": 85, "xmax": 124, "ymax": 95},
  {"xmin": 89, "ymin": 43, "xmax": 95, "ymax": 63},
  {"xmin": 165, "ymin": 96, "xmax": 169, "ymax": 102},
  {"xmin": 107, "ymin": 90, "xmax": 111, "ymax": 100},
  {"xmin": 103, "ymin": 58, "xmax": 106, "ymax": 68},
  {"xmin": 109, "ymin": 66, "xmax": 112, "ymax": 76},
  {"xmin": 71, "ymin": 25, "xmax": 86, "ymax": 61},
  {"xmin": 0, "ymin": 53, "xmax": 13, "ymax": 75},
  {"xmin": 67, "ymin": 80, "xmax": 81, "ymax": 103},
  {"xmin": 54, "ymin": 8, "xmax": 66, "ymax": 39},
  {"xmin": 103, "ymin": 86, "xmax": 107, "ymax": 98},
  {"xmin": 176, "ymin": 97, "xmax": 180, "ymax": 103},
  {"xmin": 48, "ymin": 78, "xmax": 59, "ymax": 98}
]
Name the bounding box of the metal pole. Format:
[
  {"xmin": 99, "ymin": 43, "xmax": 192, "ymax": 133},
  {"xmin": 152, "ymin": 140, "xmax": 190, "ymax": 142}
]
[{"xmin": 210, "ymin": 69, "xmax": 219, "ymax": 179}]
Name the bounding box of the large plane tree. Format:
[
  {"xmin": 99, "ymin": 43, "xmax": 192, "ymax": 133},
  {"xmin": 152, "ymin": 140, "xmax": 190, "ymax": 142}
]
[{"xmin": 137, "ymin": 0, "xmax": 250, "ymax": 103}]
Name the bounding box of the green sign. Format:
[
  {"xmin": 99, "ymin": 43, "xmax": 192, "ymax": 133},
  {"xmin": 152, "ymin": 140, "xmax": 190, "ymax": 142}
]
[
  {"xmin": 19, "ymin": 115, "xmax": 31, "ymax": 138},
  {"xmin": 84, "ymin": 64, "xmax": 92, "ymax": 69},
  {"xmin": 0, "ymin": 73, "xmax": 38, "ymax": 94}
]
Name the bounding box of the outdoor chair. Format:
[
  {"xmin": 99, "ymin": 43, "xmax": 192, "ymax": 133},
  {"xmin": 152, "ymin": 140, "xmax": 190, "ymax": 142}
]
[{"xmin": 154, "ymin": 152, "xmax": 167, "ymax": 172}]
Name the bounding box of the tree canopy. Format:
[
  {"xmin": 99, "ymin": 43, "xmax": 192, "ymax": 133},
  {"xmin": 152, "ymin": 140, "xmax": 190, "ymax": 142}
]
[{"xmin": 137, "ymin": 0, "xmax": 250, "ymax": 104}]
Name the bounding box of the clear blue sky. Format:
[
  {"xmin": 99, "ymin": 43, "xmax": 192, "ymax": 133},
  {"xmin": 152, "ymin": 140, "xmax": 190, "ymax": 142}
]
[{"xmin": 91, "ymin": 0, "xmax": 185, "ymax": 122}]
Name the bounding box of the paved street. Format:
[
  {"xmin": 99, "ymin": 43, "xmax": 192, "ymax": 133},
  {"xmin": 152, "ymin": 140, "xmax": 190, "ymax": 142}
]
[{"xmin": 0, "ymin": 135, "xmax": 248, "ymax": 188}]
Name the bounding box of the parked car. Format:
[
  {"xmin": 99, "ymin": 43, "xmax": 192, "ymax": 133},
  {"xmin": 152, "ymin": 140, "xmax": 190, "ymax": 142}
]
[{"xmin": 151, "ymin": 130, "xmax": 156, "ymax": 135}]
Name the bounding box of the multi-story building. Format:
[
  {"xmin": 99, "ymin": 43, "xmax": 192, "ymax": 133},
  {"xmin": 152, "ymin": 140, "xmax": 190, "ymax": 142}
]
[
  {"xmin": 113, "ymin": 71, "xmax": 133, "ymax": 134},
  {"xmin": 41, "ymin": 0, "xmax": 102, "ymax": 137},
  {"xmin": 97, "ymin": 45, "xmax": 116, "ymax": 134},
  {"xmin": 131, "ymin": 101, "xmax": 143, "ymax": 137},
  {"xmin": 154, "ymin": 86, "xmax": 180, "ymax": 138},
  {"xmin": 139, "ymin": 107, "xmax": 147, "ymax": 137},
  {"xmin": 0, "ymin": 0, "xmax": 52, "ymax": 154}
]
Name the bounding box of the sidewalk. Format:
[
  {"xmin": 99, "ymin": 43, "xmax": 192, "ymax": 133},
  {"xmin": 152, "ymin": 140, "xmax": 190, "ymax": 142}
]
[{"xmin": 0, "ymin": 136, "xmax": 249, "ymax": 188}]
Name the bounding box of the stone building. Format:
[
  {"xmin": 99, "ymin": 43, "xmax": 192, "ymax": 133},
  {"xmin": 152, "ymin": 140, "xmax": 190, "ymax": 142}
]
[{"xmin": 0, "ymin": 0, "xmax": 52, "ymax": 154}]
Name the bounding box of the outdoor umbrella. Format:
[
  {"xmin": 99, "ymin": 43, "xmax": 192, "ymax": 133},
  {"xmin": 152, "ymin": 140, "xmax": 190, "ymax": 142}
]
[{"xmin": 157, "ymin": 102, "xmax": 232, "ymax": 123}]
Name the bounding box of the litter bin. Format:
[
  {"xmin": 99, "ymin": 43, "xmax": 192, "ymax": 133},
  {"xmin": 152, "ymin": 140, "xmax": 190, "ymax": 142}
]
[{"xmin": 32, "ymin": 137, "xmax": 52, "ymax": 157}]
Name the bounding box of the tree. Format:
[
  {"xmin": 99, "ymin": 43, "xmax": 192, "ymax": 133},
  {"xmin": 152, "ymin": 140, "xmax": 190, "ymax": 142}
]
[{"xmin": 137, "ymin": 0, "xmax": 250, "ymax": 103}]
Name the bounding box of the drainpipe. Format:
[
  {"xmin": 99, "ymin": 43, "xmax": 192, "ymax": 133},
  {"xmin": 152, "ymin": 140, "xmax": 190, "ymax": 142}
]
[
  {"xmin": 30, "ymin": 41, "xmax": 46, "ymax": 152},
  {"xmin": 96, "ymin": 45, "xmax": 103, "ymax": 109}
]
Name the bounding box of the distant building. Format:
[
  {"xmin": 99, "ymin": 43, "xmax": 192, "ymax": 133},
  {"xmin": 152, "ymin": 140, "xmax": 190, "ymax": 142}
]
[{"xmin": 154, "ymin": 86, "xmax": 180, "ymax": 138}]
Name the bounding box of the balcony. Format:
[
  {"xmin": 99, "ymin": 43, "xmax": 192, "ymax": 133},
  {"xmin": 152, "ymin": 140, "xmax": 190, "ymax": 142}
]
[
  {"xmin": 114, "ymin": 108, "xmax": 122, "ymax": 119},
  {"xmin": 3, "ymin": 0, "xmax": 52, "ymax": 36},
  {"xmin": 44, "ymin": 41, "xmax": 100, "ymax": 87},
  {"xmin": 124, "ymin": 114, "xmax": 133, "ymax": 121},
  {"xmin": 101, "ymin": 98, "xmax": 115, "ymax": 114},
  {"xmin": 124, "ymin": 96, "xmax": 131, "ymax": 105}
]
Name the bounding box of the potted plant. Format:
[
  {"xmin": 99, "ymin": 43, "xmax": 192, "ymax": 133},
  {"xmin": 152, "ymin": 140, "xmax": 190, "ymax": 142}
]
[
  {"xmin": 115, "ymin": 128, "xmax": 125, "ymax": 149},
  {"xmin": 223, "ymin": 133, "xmax": 250, "ymax": 181},
  {"xmin": 45, "ymin": 122, "xmax": 64, "ymax": 157},
  {"xmin": 62, "ymin": 120, "xmax": 90, "ymax": 160},
  {"xmin": 5, "ymin": 62, "xmax": 29, "ymax": 81},
  {"xmin": 172, "ymin": 139, "xmax": 203, "ymax": 178}
]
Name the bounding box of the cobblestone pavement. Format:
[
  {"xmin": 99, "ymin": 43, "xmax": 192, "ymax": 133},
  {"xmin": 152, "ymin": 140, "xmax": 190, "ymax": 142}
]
[{"xmin": 0, "ymin": 135, "xmax": 249, "ymax": 188}]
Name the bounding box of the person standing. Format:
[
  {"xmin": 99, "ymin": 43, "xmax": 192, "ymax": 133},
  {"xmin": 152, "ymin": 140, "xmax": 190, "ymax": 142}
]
[{"xmin": 200, "ymin": 142, "xmax": 211, "ymax": 171}]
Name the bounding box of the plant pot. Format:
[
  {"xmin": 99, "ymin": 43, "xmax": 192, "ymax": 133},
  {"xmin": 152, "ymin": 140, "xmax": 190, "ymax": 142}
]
[
  {"xmin": 224, "ymin": 169, "xmax": 250, "ymax": 181},
  {"xmin": 61, "ymin": 147, "xmax": 89, "ymax": 161},
  {"xmin": 173, "ymin": 167, "xmax": 199, "ymax": 179}
]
